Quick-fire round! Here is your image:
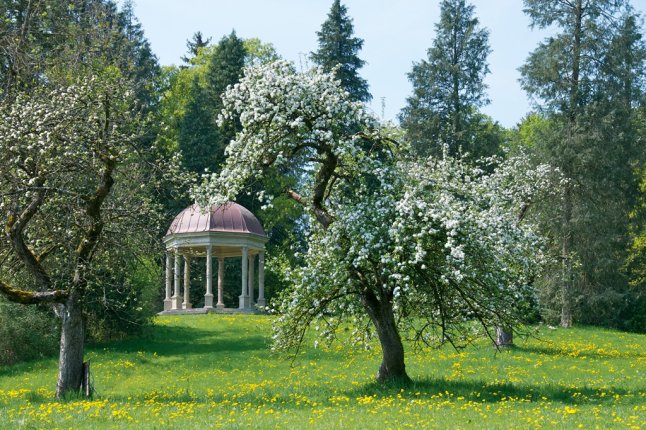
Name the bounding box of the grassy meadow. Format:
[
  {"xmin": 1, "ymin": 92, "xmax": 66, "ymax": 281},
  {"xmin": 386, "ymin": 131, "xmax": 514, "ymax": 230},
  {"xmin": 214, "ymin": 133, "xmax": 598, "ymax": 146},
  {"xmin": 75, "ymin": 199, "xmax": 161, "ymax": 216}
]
[{"xmin": 0, "ymin": 314, "xmax": 644, "ymax": 429}]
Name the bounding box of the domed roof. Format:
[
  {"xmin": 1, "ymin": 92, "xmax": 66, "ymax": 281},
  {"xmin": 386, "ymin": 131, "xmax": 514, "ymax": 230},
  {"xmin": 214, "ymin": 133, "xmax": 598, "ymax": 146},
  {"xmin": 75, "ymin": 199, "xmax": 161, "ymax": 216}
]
[{"xmin": 167, "ymin": 202, "xmax": 266, "ymax": 237}]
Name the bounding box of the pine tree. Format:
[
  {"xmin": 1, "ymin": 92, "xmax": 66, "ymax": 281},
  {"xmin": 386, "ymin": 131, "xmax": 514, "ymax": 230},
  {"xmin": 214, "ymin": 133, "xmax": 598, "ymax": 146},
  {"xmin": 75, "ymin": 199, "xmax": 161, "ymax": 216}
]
[
  {"xmin": 206, "ymin": 31, "xmax": 247, "ymax": 156},
  {"xmin": 117, "ymin": 0, "xmax": 162, "ymax": 112},
  {"xmin": 311, "ymin": 0, "xmax": 371, "ymax": 102},
  {"xmin": 206, "ymin": 31, "xmax": 246, "ymax": 106},
  {"xmin": 400, "ymin": 0, "xmax": 492, "ymax": 158},
  {"xmin": 176, "ymin": 31, "xmax": 247, "ymax": 178}
]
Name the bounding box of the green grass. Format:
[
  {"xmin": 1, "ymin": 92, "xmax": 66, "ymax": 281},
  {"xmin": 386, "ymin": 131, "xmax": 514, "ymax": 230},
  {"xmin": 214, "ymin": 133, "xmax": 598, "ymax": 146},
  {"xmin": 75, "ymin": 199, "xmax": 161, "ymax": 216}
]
[{"xmin": 0, "ymin": 315, "xmax": 644, "ymax": 429}]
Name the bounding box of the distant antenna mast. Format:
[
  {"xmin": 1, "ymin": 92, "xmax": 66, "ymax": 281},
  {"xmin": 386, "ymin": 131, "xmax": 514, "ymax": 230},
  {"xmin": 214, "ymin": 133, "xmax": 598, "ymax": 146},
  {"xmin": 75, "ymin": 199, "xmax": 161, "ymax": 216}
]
[{"xmin": 298, "ymin": 52, "xmax": 308, "ymax": 72}]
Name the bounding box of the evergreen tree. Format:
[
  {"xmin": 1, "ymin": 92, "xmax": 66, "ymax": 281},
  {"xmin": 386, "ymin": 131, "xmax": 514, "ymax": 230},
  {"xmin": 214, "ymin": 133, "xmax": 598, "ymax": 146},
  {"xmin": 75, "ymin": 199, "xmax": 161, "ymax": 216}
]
[
  {"xmin": 311, "ymin": 0, "xmax": 371, "ymax": 102},
  {"xmin": 400, "ymin": 0, "xmax": 492, "ymax": 158},
  {"xmin": 178, "ymin": 76, "xmax": 222, "ymax": 174},
  {"xmin": 177, "ymin": 31, "xmax": 247, "ymax": 177},
  {"xmin": 206, "ymin": 31, "xmax": 246, "ymax": 111},
  {"xmin": 520, "ymin": 0, "xmax": 645, "ymax": 328},
  {"xmin": 175, "ymin": 31, "xmax": 247, "ymax": 177},
  {"xmin": 117, "ymin": 0, "xmax": 161, "ymax": 111},
  {"xmin": 207, "ymin": 31, "xmax": 247, "ymax": 158},
  {"xmin": 181, "ymin": 31, "xmax": 212, "ymax": 65}
]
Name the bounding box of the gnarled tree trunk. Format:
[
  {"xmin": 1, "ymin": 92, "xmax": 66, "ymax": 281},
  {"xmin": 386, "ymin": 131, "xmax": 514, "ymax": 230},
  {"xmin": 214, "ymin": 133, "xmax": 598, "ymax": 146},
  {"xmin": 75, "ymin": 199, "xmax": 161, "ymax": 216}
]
[
  {"xmin": 361, "ymin": 290, "xmax": 411, "ymax": 383},
  {"xmin": 56, "ymin": 293, "xmax": 85, "ymax": 398}
]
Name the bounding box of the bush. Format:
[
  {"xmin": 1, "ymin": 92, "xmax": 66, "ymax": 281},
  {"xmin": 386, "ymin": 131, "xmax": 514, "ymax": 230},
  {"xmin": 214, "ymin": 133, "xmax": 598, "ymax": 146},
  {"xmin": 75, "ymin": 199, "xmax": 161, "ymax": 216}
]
[
  {"xmin": 0, "ymin": 299, "xmax": 60, "ymax": 365},
  {"xmin": 85, "ymin": 257, "xmax": 161, "ymax": 341}
]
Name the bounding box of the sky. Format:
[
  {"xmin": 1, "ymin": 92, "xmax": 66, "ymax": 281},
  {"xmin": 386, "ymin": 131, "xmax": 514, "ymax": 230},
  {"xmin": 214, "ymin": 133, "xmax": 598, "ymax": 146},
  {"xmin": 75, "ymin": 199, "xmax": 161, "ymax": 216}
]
[{"xmin": 127, "ymin": 0, "xmax": 646, "ymax": 128}]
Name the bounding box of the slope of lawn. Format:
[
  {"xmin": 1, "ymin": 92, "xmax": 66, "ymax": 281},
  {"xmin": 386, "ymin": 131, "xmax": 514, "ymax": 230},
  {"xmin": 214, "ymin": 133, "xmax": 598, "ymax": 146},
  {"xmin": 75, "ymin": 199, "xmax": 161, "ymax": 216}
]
[{"xmin": 0, "ymin": 314, "xmax": 644, "ymax": 429}]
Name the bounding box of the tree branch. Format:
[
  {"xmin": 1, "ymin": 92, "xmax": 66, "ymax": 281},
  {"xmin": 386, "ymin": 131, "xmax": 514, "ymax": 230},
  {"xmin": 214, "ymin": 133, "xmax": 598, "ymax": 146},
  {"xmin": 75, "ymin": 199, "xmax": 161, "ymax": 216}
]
[
  {"xmin": 0, "ymin": 279, "xmax": 68, "ymax": 304},
  {"xmin": 5, "ymin": 177, "xmax": 52, "ymax": 289},
  {"xmin": 517, "ymin": 202, "xmax": 530, "ymax": 223},
  {"xmin": 286, "ymin": 188, "xmax": 333, "ymax": 228},
  {"xmin": 76, "ymin": 156, "xmax": 115, "ymax": 263},
  {"xmin": 76, "ymin": 96, "xmax": 117, "ymax": 263}
]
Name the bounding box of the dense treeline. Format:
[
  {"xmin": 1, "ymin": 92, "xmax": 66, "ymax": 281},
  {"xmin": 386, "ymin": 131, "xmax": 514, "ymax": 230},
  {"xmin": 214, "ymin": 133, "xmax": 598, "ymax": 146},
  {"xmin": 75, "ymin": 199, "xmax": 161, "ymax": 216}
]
[
  {"xmin": 399, "ymin": 0, "xmax": 645, "ymax": 332},
  {"xmin": 517, "ymin": 0, "xmax": 645, "ymax": 331},
  {"xmin": 0, "ymin": 0, "xmax": 643, "ymax": 396}
]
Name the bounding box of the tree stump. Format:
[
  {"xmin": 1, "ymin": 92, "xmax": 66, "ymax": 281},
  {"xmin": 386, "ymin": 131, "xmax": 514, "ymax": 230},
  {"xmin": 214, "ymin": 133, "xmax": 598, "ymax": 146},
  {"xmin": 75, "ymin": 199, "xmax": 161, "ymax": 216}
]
[{"xmin": 495, "ymin": 326, "xmax": 513, "ymax": 348}]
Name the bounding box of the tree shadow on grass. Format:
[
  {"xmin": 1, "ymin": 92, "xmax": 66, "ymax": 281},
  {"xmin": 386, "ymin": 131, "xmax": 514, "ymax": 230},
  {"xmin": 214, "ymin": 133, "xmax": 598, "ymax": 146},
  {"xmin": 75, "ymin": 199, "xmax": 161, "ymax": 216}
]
[
  {"xmin": 0, "ymin": 357, "xmax": 58, "ymax": 378},
  {"xmin": 347, "ymin": 377, "xmax": 642, "ymax": 406},
  {"xmin": 101, "ymin": 375, "xmax": 641, "ymax": 409},
  {"xmin": 89, "ymin": 323, "xmax": 269, "ymax": 358},
  {"xmin": 512, "ymin": 345, "xmax": 644, "ymax": 359}
]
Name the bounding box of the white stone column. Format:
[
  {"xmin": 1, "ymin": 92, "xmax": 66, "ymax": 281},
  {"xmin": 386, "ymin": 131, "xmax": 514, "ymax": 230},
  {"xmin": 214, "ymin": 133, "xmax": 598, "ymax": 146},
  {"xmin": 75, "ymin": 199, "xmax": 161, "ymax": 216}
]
[
  {"xmin": 204, "ymin": 246, "xmax": 214, "ymax": 309},
  {"xmin": 183, "ymin": 256, "xmax": 192, "ymax": 309},
  {"xmin": 164, "ymin": 253, "xmax": 172, "ymax": 311},
  {"xmin": 257, "ymin": 251, "xmax": 266, "ymax": 308},
  {"xmin": 217, "ymin": 257, "xmax": 225, "ymax": 308},
  {"xmin": 248, "ymin": 254, "xmax": 255, "ymax": 306},
  {"xmin": 171, "ymin": 253, "xmax": 181, "ymax": 310},
  {"xmin": 239, "ymin": 246, "xmax": 249, "ymax": 309}
]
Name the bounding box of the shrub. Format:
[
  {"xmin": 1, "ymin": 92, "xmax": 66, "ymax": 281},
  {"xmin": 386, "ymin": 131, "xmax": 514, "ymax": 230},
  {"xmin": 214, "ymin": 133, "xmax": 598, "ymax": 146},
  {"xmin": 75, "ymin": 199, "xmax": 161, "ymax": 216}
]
[{"xmin": 0, "ymin": 299, "xmax": 59, "ymax": 365}]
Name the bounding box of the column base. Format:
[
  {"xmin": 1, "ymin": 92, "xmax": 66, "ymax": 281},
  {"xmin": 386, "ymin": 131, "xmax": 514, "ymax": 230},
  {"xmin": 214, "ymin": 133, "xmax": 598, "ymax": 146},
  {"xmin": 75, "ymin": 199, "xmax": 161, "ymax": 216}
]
[
  {"xmin": 171, "ymin": 295, "xmax": 181, "ymax": 310},
  {"xmin": 239, "ymin": 294, "xmax": 251, "ymax": 309},
  {"xmin": 216, "ymin": 303, "xmax": 225, "ymax": 309},
  {"xmin": 204, "ymin": 293, "xmax": 214, "ymax": 309},
  {"xmin": 256, "ymin": 298, "xmax": 266, "ymax": 308},
  {"xmin": 164, "ymin": 298, "xmax": 172, "ymax": 311},
  {"xmin": 183, "ymin": 302, "xmax": 192, "ymax": 310}
]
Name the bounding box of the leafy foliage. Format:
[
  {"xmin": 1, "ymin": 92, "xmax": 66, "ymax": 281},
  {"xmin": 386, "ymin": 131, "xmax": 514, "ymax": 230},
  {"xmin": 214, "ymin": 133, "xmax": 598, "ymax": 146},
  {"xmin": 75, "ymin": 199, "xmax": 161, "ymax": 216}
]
[{"xmin": 0, "ymin": 300, "xmax": 59, "ymax": 365}]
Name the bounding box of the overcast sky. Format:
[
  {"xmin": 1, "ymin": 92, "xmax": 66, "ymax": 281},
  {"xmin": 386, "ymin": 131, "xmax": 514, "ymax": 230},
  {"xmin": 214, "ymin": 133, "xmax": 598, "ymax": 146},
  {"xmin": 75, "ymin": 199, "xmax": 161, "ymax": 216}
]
[{"xmin": 127, "ymin": 0, "xmax": 646, "ymax": 128}]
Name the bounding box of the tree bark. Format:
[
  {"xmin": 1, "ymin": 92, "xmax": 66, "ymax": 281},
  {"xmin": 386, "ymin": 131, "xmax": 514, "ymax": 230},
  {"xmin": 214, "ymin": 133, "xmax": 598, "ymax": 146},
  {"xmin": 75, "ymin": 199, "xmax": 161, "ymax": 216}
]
[
  {"xmin": 494, "ymin": 326, "xmax": 513, "ymax": 348},
  {"xmin": 55, "ymin": 293, "xmax": 85, "ymax": 398},
  {"xmin": 361, "ymin": 290, "xmax": 411, "ymax": 383}
]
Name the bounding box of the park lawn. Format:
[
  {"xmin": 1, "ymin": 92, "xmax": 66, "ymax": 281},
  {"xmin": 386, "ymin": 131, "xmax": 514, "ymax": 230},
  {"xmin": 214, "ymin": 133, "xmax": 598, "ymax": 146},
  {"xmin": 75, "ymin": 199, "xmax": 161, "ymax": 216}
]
[{"xmin": 0, "ymin": 314, "xmax": 643, "ymax": 429}]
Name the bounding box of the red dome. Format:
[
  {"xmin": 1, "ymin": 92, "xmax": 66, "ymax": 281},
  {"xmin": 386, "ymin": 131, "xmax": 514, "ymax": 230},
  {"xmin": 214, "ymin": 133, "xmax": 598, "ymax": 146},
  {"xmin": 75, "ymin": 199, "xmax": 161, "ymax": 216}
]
[{"xmin": 167, "ymin": 202, "xmax": 266, "ymax": 237}]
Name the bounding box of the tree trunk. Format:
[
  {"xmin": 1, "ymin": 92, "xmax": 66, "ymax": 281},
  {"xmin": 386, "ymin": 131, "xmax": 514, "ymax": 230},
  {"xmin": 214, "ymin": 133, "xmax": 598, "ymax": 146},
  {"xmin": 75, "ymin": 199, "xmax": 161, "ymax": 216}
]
[
  {"xmin": 56, "ymin": 294, "xmax": 85, "ymax": 398},
  {"xmin": 560, "ymin": 0, "xmax": 582, "ymax": 329},
  {"xmin": 361, "ymin": 291, "xmax": 411, "ymax": 383},
  {"xmin": 494, "ymin": 326, "xmax": 513, "ymax": 348},
  {"xmin": 560, "ymin": 183, "xmax": 574, "ymax": 328},
  {"xmin": 560, "ymin": 287, "xmax": 573, "ymax": 327}
]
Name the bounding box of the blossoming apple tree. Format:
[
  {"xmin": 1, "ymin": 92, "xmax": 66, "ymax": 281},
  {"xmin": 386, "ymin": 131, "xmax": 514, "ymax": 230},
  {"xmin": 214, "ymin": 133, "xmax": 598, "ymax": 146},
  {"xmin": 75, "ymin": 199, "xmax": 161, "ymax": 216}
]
[
  {"xmin": 196, "ymin": 61, "xmax": 556, "ymax": 382},
  {"xmin": 0, "ymin": 73, "xmax": 166, "ymax": 397}
]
